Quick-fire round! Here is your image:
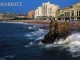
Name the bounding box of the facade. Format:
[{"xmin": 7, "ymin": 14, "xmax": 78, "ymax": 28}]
[
  {"xmin": 0, "ymin": 14, "xmax": 3, "ymax": 20},
  {"xmin": 16, "ymin": 14, "xmax": 27, "ymax": 18},
  {"xmin": 0, "ymin": 12, "xmax": 17, "ymax": 20},
  {"xmin": 35, "ymin": 7, "xmax": 42, "ymax": 18},
  {"xmin": 34, "ymin": 1, "xmax": 60, "ymax": 19},
  {"xmin": 55, "ymin": 2, "xmax": 80, "ymax": 20},
  {"xmin": 27, "ymin": 10, "xmax": 35, "ymax": 19}
]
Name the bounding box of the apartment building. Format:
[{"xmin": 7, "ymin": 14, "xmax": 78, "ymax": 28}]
[{"xmin": 27, "ymin": 10, "xmax": 35, "ymax": 19}]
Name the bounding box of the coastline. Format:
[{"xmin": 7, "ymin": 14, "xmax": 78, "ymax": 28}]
[
  {"xmin": 0, "ymin": 20, "xmax": 50, "ymax": 25},
  {"xmin": 0, "ymin": 20, "xmax": 80, "ymax": 29}
]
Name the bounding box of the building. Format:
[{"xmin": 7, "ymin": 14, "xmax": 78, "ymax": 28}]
[
  {"xmin": 35, "ymin": 7, "xmax": 42, "ymax": 18},
  {"xmin": 34, "ymin": 1, "xmax": 60, "ymax": 19},
  {"xmin": 0, "ymin": 12, "xmax": 17, "ymax": 20},
  {"xmin": 0, "ymin": 14, "xmax": 3, "ymax": 20},
  {"xmin": 16, "ymin": 14, "xmax": 27, "ymax": 18},
  {"xmin": 55, "ymin": 2, "xmax": 80, "ymax": 20},
  {"xmin": 27, "ymin": 10, "xmax": 35, "ymax": 19}
]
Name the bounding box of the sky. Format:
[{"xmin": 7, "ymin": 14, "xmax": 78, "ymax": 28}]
[{"xmin": 0, "ymin": 0, "xmax": 80, "ymax": 14}]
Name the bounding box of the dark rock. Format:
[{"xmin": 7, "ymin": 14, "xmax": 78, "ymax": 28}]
[{"xmin": 42, "ymin": 20, "xmax": 72, "ymax": 44}]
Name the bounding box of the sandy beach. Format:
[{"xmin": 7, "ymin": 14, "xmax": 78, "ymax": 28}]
[
  {"xmin": 1, "ymin": 20, "xmax": 50, "ymax": 24},
  {"xmin": 0, "ymin": 20, "xmax": 80, "ymax": 29}
]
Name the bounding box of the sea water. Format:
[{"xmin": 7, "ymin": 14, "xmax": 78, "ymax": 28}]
[{"xmin": 0, "ymin": 22, "xmax": 80, "ymax": 60}]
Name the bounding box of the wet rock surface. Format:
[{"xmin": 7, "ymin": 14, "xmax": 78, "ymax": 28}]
[{"xmin": 42, "ymin": 20, "xmax": 72, "ymax": 44}]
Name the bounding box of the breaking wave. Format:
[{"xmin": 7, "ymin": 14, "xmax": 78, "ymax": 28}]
[
  {"xmin": 25, "ymin": 28, "xmax": 49, "ymax": 40},
  {"xmin": 24, "ymin": 28, "xmax": 80, "ymax": 54}
]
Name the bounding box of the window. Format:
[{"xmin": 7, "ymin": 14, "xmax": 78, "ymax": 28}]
[
  {"xmin": 60, "ymin": 14, "xmax": 64, "ymax": 16},
  {"xmin": 65, "ymin": 12, "xmax": 70, "ymax": 17},
  {"xmin": 71, "ymin": 10, "xmax": 74, "ymax": 16},
  {"xmin": 79, "ymin": 11, "xmax": 80, "ymax": 16},
  {"xmin": 46, "ymin": 5, "xmax": 47, "ymax": 15},
  {"xmin": 77, "ymin": 11, "xmax": 78, "ymax": 16}
]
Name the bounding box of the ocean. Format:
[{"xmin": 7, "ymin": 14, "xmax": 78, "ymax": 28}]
[{"xmin": 0, "ymin": 22, "xmax": 80, "ymax": 60}]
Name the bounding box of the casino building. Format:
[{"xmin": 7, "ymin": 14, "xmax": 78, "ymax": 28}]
[{"xmin": 55, "ymin": 2, "xmax": 80, "ymax": 20}]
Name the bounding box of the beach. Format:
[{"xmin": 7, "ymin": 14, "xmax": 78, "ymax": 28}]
[
  {"xmin": 0, "ymin": 20, "xmax": 50, "ymax": 25},
  {"xmin": 1, "ymin": 20, "xmax": 80, "ymax": 28}
]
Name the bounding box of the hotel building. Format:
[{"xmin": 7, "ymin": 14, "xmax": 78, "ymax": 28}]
[{"xmin": 34, "ymin": 1, "xmax": 60, "ymax": 19}]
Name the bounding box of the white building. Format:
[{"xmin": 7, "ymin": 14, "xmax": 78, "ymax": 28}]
[
  {"xmin": 34, "ymin": 1, "xmax": 60, "ymax": 19},
  {"xmin": 35, "ymin": 7, "xmax": 42, "ymax": 18}
]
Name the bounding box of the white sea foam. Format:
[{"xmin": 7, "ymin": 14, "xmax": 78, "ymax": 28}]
[
  {"xmin": 0, "ymin": 54, "xmax": 16, "ymax": 60},
  {"xmin": 37, "ymin": 42, "xmax": 43, "ymax": 45},
  {"xmin": 1, "ymin": 21, "xmax": 28, "ymax": 25},
  {"xmin": 43, "ymin": 32, "xmax": 80, "ymax": 53},
  {"xmin": 29, "ymin": 26, "xmax": 33, "ymax": 29},
  {"xmin": 26, "ymin": 34, "xmax": 32, "ymax": 37},
  {"xmin": 24, "ymin": 28, "xmax": 48, "ymax": 48},
  {"xmin": 33, "ymin": 28, "xmax": 48, "ymax": 40},
  {"xmin": 24, "ymin": 41, "xmax": 35, "ymax": 48},
  {"xmin": 25, "ymin": 27, "xmax": 80, "ymax": 53},
  {"xmin": 24, "ymin": 44, "xmax": 30, "ymax": 48},
  {"xmin": 28, "ymin": 26, "xmax": 36, "ymax": 30},
  {"xmin": 29, "ymin": 42, "xmax": 35, "ymax": 45},
  {"xmin": 25, "ymin": 28, "xmax": 49, "ymax": 40},
  {"xmin": 68, "ymin": 33, "xmax": 80, "ymax": 53}
]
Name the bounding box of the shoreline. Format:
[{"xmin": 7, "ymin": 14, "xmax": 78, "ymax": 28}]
[
  {"xmin": 0, "ymin": 20, "xmax": 51, "ymax": 29},
  {"xmin": 0, "ymin": 20, "xmax": 50, "ymax": 25},
  {"xmin": 0, "ymin": 20, "xmax": 80, "ymax": 28}
]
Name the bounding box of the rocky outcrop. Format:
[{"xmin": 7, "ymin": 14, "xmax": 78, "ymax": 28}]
[{"xmin": 42, "ymin": 20, "xmax": 72, "ymax": 44}]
